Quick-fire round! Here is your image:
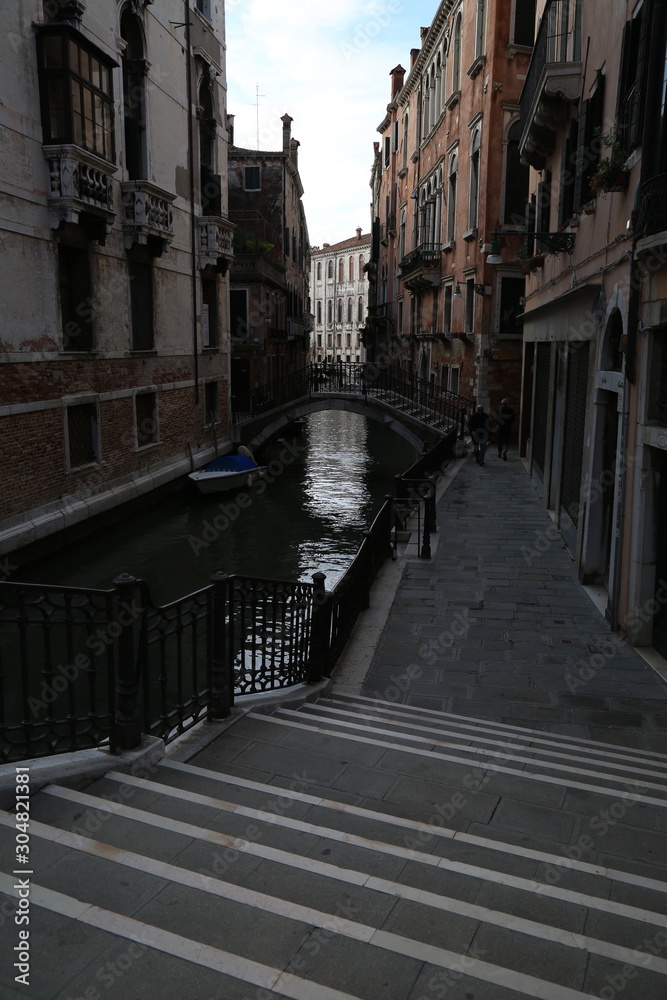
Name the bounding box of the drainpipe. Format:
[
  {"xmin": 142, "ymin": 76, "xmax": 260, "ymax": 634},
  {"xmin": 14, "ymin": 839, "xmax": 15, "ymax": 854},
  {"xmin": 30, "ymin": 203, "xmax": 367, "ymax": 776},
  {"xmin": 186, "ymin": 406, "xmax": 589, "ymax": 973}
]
[{"xmin": 185, "ymin": 2, "xmax": 199, "ymax": 404}]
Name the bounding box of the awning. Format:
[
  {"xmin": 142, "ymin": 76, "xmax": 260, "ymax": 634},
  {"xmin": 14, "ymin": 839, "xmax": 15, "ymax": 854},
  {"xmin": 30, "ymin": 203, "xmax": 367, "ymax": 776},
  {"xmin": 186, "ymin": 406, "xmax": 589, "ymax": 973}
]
[{"xmin": 522, "ymin": 283, "xmax": 603, "ymax": 343}]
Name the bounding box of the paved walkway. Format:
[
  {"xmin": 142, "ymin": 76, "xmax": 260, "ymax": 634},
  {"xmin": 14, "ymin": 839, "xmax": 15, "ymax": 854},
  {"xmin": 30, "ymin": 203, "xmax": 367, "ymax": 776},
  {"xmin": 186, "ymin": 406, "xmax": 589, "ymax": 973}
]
[{"xmin": 361, "ymin": 453, "xmax": 667, "ymax": 751}]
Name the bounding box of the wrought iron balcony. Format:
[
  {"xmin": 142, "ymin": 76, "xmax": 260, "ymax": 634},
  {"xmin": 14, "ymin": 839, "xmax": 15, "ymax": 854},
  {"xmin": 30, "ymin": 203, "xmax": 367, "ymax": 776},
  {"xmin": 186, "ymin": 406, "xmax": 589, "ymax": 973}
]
[
  {"xmin": 519, "ymin": 0, "xmax": 582, "ymax": 169},
  {"xmin": 43, "ymin": 144, "xmax": 116, "ymax": 238},
  {"xmin": 399, "ymin": 244, "xmax": 442, "ymax": 290},
  {"xmin": 121, "ymin": 181, "xmax": 174, "ymax": 255},
  {"xmin": 636, "ymin": 174, "xmax": 667, "ymax": 249},
  {"xmin": 231, "ymin": 253, "xmax": 286, "ymax": 289},
  {"xmin": 197, "ymin": 214, "xmax": 235, "ymax": 271}
]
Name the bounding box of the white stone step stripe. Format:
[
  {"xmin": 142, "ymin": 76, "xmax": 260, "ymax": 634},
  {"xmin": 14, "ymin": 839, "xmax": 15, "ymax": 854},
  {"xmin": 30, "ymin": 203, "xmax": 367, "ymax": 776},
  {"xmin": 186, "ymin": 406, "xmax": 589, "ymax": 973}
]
[
  {"xmin": 2, "ymin": 813, "xmax": 663, "ymax": 986},
  {"xmin": 331, "ymin": 693, "xmax": 667, "ymax": 767},
  {"xmin": 317, "ymin": 700, "xmax": 667, "ymax": 779},
  {"xmin": 0, "ymin": 873, "xmax": 598, "ymax": 1000},
  {"xmin": 161, "ymin": 758, "xmax": 667, "ymax": 896},
  {"xmin": 0, "ymin": 872, "xmax": 361, "ymax": 1000},
  {"xmin": 96, "ymin": 772, "xmax": 667, "ymax": 928},
  {"xmin": 246, "ymin": 712, "xmax": 667, "ymax": 809},
  {"xmin": 281, "ymin": 705, "xmax": 667, "ymax": 790}
]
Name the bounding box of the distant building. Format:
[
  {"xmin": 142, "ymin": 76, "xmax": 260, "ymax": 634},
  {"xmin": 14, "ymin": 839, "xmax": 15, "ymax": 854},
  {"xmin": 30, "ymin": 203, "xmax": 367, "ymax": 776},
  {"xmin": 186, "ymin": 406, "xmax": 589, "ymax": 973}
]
[
  {"xmin": 0, "ymin": 0, "xmax": 233, "ymax": 558},
  {"xmin": 227, "ymin": 115, "xmax": 311, "ymax": 413},
  {"xmin": 366, "ymin": 1, "xmax": 535, "ymax": 409},
  {"xmin": 310, "ymin": 230, "xmax": 371, "ymax": 364}
]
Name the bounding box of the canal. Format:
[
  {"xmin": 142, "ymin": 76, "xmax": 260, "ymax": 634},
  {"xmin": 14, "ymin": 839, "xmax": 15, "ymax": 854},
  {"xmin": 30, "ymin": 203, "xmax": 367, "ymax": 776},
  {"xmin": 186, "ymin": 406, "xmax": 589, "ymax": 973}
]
[{"xmin": 22, "ymin": 410, "xmax": 418, "ymax": 604}]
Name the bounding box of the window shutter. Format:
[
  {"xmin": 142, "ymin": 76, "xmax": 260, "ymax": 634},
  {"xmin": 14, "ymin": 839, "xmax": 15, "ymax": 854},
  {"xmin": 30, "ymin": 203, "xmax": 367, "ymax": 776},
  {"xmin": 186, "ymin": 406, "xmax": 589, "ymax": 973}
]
[
  {"xmin": 629, "ymin": 5, "xmax": 649, "ymax": 148},
  {"xmin": 616, "ymin": 21, "xmax": 631, "ymax": 148},
  {"xmin": 573, "ymin": 99, "xmax": 588, "ymax": 210}
]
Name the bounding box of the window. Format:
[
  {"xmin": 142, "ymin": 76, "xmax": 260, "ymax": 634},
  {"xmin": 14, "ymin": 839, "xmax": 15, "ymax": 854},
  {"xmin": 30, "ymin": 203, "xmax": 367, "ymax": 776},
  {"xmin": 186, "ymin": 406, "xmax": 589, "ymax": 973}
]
[
  {"xmin": 37, "ymin": 26, "xmax": 115, "ymax": 161},
  {"xmin": 469, "ymin": 128, "xmax": 481, "ymax": 228},
  {"xmin": 447, "ymin": 153, "xmax": 458, "ymax": 242},
  {"xmin": 135, "ymin": 390, "xmax": 158, "ymax": 448},
  {"xmin": 244, "ymin": 165, "xmax": 261, "ymax": 191},
  {"xmin": 337, "ymin": 299, "xmax": 343, "ymax": 323},
  {"xmin": 498, "ymin": 277, "xmax": 525, "ymax": 337},
  {"xmin": 358, "ymin": 297, "xmax": 364, "ymax": 323},
  {"xmin": 205, "ymin": 381, "xmax": 219, "ymax": 425},
  {"xmin": 59, "ymin": 244, "xmax": 93, "ymax": 351},
  {"xmin": 616, "ymin": 4, "xmax": 649, "ymax": 151},
  {"xmin": 349, "ymin": 256, "xmax": 354, "ymax": 281},
  {"xmin": 121, "ymin": 10, "xmax": 146, "ymax": 180},
  {"xmin": 195, "ymin": 0, "xmax": 212, "ymax": 20},
  {"xmin": 327, "ymin": 259, "xmax": 334, "ymax": 279},
  {"xmin": 317, "ymin": 261, "xmax": 322, "ymax": 280},
  {"xmin": 338, "ymin": 258, "xmax": 344, "ymax": 282},
  {"xmin": 129, "ymin": 258, "xmax": 154, "ymax": 350},
  {"xmin": 392, "ymin": 120, "xmax": 399, "ymax": 153},
  {"xmin": 399, "ymin": 207, "xmax": 407, "ymax": 260},
  {"xmin": 512, "ymin": 0, "xmax": 536, "ymax": 46},
  {"xmin": 443, "ymin": 283, "xmax": 453, "ymax": 336},
  {"xmin": 558, "ymin": 118, "xmax": 579, "ymax": 226},
  {"xmin": 327, "ymin": 300, "xmax": 333, "ymax": 325},
  {"xmin": 402, "ymin": 114, "xmax": 409, "ymax": 169},
  {"xmin": 66, "ymin": 402, "xmax": 99, "ymax": 469},
  {"xmin": 202, "ymin": 277, "xmax": 218, "ymax": 348},
  {"xmin": 452, "ymin": 13, "xmax": 462, "ymax": 92},
  {"xmin": 536, "ymin": 171, "xmax": 552, "ymax": 235},
  {"xmin": 317, "ymin": 301, "xmax": 322, "ymax": 324},
  {"xmin": 230, "ymin": 288, "xmax": 249, "ymax": 338},
  {"xmin": 574, "ymin": 71, "xmax": 605, "ymax": 208},
  {"xmin": 465, "ymin": 279, "xmax": 475, "ymax": 334},
  {"xmin": 384, "ymin": 135, "xmax": 391, "ymax": 167},
  {"xmin": 475, "ymin": 0, "xmax": 487, "ymax": 58},
  {"xmin": 347, "ymin": 298, "xmax": 353, "ymax": 323},
  {"xmin": 199, "ymin": 79, "xmax": 220, "ymax": 215},
  {"xmin": 359, "ymin": 254, "xmax": 365, "ymax": 280},
  {"xmin": 450, "ymin": 367, "xmax": 460, "ymax": 395},
  {"xmin": 503, "ymin": 121, "xmax": 529, "ymax": 225}
]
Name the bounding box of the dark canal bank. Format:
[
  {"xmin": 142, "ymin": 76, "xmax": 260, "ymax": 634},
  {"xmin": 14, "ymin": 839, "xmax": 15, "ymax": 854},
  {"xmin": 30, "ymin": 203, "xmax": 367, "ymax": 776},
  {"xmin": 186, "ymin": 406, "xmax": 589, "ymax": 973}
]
[{"xmin": 18, "ymin": 411, "xmax": 418, "ymax": 604}]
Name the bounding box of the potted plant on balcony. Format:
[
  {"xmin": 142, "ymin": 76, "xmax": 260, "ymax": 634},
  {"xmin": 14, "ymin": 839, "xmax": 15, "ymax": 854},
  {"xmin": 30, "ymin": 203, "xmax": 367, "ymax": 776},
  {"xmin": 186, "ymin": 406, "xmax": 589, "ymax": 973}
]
[
  {"xmin": 589, "ymin": 129, "xmax": 630, "ymax": 195},
  {"xmin": 516, "ymin": 243, "xmax": 545, "ymax": 274}
]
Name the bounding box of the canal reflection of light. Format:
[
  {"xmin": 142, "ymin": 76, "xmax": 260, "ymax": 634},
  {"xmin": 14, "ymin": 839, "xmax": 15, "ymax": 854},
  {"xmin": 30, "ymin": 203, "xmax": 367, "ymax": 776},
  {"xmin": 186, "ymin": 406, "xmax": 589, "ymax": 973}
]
[{"xmin": 303, "ymin": 411, "xmax": 372, "ymax": 529}]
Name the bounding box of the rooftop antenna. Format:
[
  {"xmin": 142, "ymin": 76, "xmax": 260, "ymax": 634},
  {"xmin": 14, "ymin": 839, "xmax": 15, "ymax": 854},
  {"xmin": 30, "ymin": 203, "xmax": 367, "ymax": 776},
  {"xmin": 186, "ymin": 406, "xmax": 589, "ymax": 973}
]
[{"xmin": 256, "ymin": 83, "xmax": 265, "ymax": 149}]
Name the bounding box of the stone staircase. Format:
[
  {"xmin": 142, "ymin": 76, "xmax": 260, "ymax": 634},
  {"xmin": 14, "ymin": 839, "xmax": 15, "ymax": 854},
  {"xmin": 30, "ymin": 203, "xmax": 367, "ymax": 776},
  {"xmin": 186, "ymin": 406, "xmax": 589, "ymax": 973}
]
[{"xmin": 2, "ymin": 693, "xmax": 667, "ymax": 999}]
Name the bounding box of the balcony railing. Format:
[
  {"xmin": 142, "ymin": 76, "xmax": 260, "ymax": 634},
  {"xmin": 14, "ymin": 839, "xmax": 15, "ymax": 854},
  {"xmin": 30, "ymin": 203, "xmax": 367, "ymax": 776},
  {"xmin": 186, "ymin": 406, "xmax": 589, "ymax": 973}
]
[
  {"xmin": 399, "ymin": 244, "xmax": 442, "ymax": 290},
  {"xmin": 519, "ymin": 0, "xmax": 582, "ymax": 169},
  {"xmin": 231, "ymin": 253, "xmax": 287, "ymax": 288},
  {"xmin": 43, "ymin": 144, "xmax": 116, "ymax": 238},
  {"xmin": 636, "ymin": 174, "xmax": 667, "ymax": 246},
  {"xmin": 197, "ymin": 214, "xmax": 235, "ymax": 270},
  {"xmin": 121, "ymin": 180, "xmax": 175, "ymax": 254}
]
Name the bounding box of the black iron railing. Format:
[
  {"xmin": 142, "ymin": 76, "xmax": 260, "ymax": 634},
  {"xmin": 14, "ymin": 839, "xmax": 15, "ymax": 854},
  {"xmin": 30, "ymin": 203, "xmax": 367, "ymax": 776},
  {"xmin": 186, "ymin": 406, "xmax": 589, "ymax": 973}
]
[
  {"xmin": 519, "ymin": 0, "xmax": 578, "ymax": 127},
  {"xmin": 636, "ymin": 174, "xmax": 667, "ymax": 241}
]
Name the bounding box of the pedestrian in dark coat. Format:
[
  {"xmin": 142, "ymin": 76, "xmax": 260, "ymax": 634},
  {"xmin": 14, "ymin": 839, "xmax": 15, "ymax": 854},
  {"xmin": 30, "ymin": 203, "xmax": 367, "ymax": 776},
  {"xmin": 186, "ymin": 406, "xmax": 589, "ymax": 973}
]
[
  {"xmin": 496, "ymin": 398, "xmax": 515, "ymax": 460},
  {"xmin": 468, "ymin": 404, "xmax": 491, "ymax": 466}
]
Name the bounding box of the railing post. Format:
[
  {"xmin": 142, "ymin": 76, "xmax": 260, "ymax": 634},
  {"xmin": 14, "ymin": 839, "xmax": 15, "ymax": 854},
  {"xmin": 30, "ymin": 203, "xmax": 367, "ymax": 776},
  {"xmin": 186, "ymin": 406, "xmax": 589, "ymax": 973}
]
[
  {"xmin": 210, "ymin": 571, "xmax": 233, "ymax": 719},
  {"xmin": 427, "ymin": 476, "xmax": 437, "ymax": 534},
  {"xmin": 113, "ymin": 573, "xmax": 142, "ymax": 751},
  {"xmin": 420, "ymin": 501, "xmax": 432, "ymax": 559},
  {"xmin": 308, "ymin": 572, "xmax": 330, "ymax": 682}
]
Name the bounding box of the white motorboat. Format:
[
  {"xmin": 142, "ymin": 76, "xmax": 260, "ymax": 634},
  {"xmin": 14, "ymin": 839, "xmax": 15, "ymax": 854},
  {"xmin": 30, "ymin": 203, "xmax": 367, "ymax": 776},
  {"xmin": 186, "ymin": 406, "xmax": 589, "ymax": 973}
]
[{"xmin": 188, "ymin": 454, "xmax": 266, "ymax": 494}]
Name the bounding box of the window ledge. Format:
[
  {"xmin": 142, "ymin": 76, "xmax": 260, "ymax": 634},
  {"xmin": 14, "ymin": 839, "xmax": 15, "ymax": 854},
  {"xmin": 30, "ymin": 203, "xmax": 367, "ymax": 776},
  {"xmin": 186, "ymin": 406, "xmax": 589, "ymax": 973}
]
[
  {"xmin": 130, "ymin": 349, "xmax": 158, "ymax": 356},
  {"xmin": 445, "ymin": 91, "xmax": 461, "ymax": 111},
  {"xmin": 467, "ymin": 55, "xmax": 486, "ymax": 80},
  {"xmin": 442, "ymin": 240, "xmax": 456, "ymax": 252},
  {"xmin": 506, "ymin": 43, "xmax": 533, "ymax": 60},
  {"xmin": 134, "ymin": 440, "xmax": 161, "ymax": 453},
  {"xmin": 462, "ymin": 228, "xmax": 478, "ymax": 242}
]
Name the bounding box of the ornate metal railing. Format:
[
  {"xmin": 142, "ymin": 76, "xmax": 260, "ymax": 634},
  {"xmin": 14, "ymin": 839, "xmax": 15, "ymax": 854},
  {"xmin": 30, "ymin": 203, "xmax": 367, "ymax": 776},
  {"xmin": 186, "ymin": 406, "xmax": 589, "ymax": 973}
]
[{"xmin": 636, "ymin": 174, "xmax": 667, "ymax": 241}]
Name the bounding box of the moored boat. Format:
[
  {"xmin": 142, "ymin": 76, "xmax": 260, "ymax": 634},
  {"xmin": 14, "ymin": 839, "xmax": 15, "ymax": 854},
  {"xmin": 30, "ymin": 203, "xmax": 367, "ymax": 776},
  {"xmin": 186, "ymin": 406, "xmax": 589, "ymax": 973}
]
[{"xmin": 188, "ymin": 454, "xmax": 266, "ymax": 494}]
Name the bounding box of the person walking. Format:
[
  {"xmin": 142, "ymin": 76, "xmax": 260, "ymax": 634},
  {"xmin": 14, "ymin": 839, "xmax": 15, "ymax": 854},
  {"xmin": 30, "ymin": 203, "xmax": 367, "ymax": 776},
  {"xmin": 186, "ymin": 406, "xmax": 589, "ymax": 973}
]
[
  {"xmin": 468, "ymin": 403, "xmax": 491, "ymax": 466},
  {"xmin": 496, "ymin": 397, "xmax": 515, "ymax": 460}
]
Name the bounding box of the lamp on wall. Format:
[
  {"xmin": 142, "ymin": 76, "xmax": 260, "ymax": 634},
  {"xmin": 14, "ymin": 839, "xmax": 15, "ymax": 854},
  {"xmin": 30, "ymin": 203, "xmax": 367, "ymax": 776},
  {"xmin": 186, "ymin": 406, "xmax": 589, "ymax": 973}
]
[
  {"xmin": 454, "ymin": 281, "xmax": 489, "ymax": 296},
  {"xmin": 486, "ymin": 237, "xmax": 503, "ymax": 265}
]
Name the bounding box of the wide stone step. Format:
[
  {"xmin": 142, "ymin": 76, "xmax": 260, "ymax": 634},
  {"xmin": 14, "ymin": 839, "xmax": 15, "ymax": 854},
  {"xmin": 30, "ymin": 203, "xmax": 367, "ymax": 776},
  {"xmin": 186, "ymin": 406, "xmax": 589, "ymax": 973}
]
[{"xmin": 2, "ymin": 697, "xmax": 667, "ymax": 999}]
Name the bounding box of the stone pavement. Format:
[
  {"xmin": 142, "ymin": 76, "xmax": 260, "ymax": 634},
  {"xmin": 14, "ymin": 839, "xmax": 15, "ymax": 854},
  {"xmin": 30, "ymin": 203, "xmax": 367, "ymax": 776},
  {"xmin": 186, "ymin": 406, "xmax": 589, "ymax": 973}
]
[
  {"xmin": 362, "ymin": 453, "xmax": 667, "ymax": 751},
  {"xmin": 2, "ymin": 455, "xmax": 667, "ymax": 1000}
]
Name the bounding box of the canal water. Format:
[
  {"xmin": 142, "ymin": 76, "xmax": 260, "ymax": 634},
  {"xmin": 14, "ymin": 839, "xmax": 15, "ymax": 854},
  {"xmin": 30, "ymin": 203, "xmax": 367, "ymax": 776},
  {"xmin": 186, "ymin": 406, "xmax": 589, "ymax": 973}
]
[{"xmin": 23, "ymin": 411, "xmax": 418, "ymax": 605}]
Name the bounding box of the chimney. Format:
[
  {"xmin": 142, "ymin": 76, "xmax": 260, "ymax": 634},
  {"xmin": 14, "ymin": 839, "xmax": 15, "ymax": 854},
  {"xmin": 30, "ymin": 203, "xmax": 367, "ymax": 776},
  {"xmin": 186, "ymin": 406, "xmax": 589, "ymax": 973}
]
[
  {"xmin": 290, "ymin": 138, "xmax": 300, "ymax": 167},
  {"xmin": 281, "ymin": 113, "xmax": 293, "ymax": 154},
  {"xmin": 226, "ymin": 113, "xmax": 234, "ymax": 146},
  {"xmin": 373, "ymin": 141, "xmax": 380, "ymax": 157},
  {"xmin": 410, "ymin": 47, "xmax": 420, "ymax": 69},
  {"xmin": 356, "ymin": 227, "xmax": 362, "ymax": 240},
  {"xmin": 323, "ymin": 243, "xmax": 330, "ymax": 248},
  {"xmin": 390, "ymin": 64, "xmax": 406, "ymax": 99},
  {"xmin": 420, "ymin": 26, "xmax": 429, "ymax": 42}
]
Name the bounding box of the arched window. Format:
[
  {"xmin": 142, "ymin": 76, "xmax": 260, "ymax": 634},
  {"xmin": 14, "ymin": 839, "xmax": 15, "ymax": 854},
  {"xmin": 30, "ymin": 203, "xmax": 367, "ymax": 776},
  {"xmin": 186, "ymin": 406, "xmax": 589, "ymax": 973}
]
[
  {"xmin": 452, "ymin": 13, "xmax": 462, "ymax": 92},
  {"xmin": 347, "ymin": 297, "xmax": 353, "ymax": 323},
  {"xmin": 338, "ymin": 258, "xmax": 344, "ymax": 282},
  {"xmin": 359, "ymin": 254, "xmax": 365, "ymax": 279},
  {"xmin": 317, "ymin": 301, "xmax": 322, "ymax": 324},
  {"xmin": 327, "ymin": 259, "xmax": 334, "ymax": 279},
  {"xmin": 358, "ymin": 297, "xmax": 364, "ymax": 323},
  {"xmin": 503, "ymin": 120, "xmax": 529, "ymax": 225},
  {"xmin": 399, "ymin": 206, "xmax": 407, "ymax": 260},
  {"xmin": 475, "ymin": 0, "xmax": 487, "ymax": 59},
  {"xmin": 402, "ymin": 113, "xmax": 409, "ymax": 168},
  {"xmin": 447, "ymin": 153, "xmax": 458, "ymax": 242},
  {"xmin": 349, "ymin": 256, "xmax": 354, "ymax": 280},
  {"xmin": 121, "ymin": 9, "xmax": 147, "ymax": 180},
  {"xmin": 469, "ymin": 128, "xmax": 481, "ymax": 228},
  {"xmin": 327, "ymin": 300, "xmax": 333, "ymax": 324},
  {"xmin": 317, "ymin": 261, "xmax": 321, "ymax": 280},
  {"xmin": 337, "ymin": 299, "xmax": 343, "ymax": 323},
  {"xmin": 435, "ymin": 54, "xmax": 442, "ymax": 116}
]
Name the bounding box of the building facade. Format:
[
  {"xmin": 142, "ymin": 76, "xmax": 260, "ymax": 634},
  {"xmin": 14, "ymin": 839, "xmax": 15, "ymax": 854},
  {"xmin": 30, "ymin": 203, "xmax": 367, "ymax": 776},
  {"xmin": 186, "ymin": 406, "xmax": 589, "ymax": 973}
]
[
  {"xmin": 0, "ymin": 0, "xmax": 233, "ymax": 558},
  {"xmin": 310, "ymin": 229, "xmax": 371, "ymax": 365},
  {"xmin": 227, "ymin": 115, "xmax": 311, "ymax": 412},
  {"xmin": 517, "ymin": 0, "xmax": 667, "ymax": 661},
  {"xmin": 366, "ymin": 0, "xmax": 536, "ymax": 413}
]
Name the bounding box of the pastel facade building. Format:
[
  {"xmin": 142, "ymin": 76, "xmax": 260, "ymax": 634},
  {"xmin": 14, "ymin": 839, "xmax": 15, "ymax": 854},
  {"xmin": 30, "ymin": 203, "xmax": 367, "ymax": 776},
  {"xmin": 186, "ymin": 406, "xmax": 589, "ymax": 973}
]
[
  {"xmin": 0, "ymin": 0, "xmax": 233, "ymax": 557},
  {"xmin": 310, "ymin": 229, "xmax": 371, "ymax": 365}
]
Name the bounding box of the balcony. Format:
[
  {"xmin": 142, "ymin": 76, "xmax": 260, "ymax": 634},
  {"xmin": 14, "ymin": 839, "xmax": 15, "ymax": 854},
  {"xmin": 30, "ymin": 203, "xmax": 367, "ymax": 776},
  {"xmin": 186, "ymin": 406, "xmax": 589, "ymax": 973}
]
[
  {"xmin": 399, "ymin": 244, "xmax": 442, "ymax": 291},
  {"xmin": 519, "ymin": 0, "xmax": 582, "ymax": 169},
  {"xmin": 197, "ymin": 215, "xmax": 235, "ymax": 271},
  {"xmin": 636, "ymin": 174, "xmax": 667, "ymax": 256},
  {"xmin": 231, "ymin": 253, "xmax": 286, "ymax": 289},
  {"xmin": 43, "ymin": 144, "xmax": 116, "ymax": 239},
  {"xmin": 121, "ymin": 181, "xmax": 174, "ymax": 255}
]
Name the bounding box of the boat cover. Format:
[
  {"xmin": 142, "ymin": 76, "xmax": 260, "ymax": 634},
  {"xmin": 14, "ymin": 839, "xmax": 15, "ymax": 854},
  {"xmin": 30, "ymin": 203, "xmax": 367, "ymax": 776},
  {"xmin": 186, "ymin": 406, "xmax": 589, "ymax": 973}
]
[{"xmin": 203, "ymin": 455, "xmax": 258, "ymax": 473}]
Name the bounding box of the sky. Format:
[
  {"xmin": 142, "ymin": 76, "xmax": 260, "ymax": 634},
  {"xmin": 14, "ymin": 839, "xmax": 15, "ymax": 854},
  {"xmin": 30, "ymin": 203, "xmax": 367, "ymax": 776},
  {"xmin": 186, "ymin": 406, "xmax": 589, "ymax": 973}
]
[{"xmin": 225, "ymin": 0, "xmax": 440, "ymax": 249}]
